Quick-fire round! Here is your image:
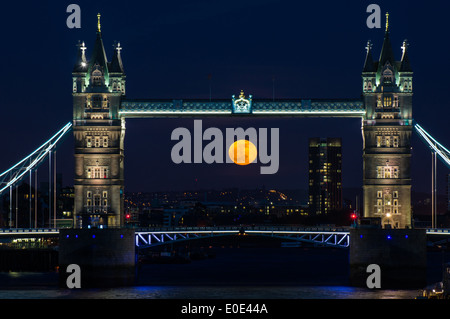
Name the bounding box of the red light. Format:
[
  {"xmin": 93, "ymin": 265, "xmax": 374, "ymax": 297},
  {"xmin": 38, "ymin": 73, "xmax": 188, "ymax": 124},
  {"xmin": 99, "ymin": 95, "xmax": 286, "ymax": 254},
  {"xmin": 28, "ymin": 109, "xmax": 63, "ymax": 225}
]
[
  {"xmin": 351, "ymin": 213, "xmax": 357, "ymax": 220},
  {"xmin": 126, "ymin": 214, "xmax": 131, "ymax": 219}
]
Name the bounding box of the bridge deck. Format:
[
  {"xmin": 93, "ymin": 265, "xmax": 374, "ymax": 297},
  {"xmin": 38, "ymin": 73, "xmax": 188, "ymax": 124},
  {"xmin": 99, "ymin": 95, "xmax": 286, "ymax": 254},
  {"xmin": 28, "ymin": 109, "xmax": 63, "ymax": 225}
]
[{"xmin": 119, "ymin": 99, "xmax": 365, "ymax": 118}]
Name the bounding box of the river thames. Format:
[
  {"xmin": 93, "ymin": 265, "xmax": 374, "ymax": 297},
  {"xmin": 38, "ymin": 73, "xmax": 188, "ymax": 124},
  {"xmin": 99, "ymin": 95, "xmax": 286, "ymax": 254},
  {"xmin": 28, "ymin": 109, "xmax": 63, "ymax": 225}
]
[{"xmin": 0, "ymin": 244, "xmax": 445, "ymax": 299}]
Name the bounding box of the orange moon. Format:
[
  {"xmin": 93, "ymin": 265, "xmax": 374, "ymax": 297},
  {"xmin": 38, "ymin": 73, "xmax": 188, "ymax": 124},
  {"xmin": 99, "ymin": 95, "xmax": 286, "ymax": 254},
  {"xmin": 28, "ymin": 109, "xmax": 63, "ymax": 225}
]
[{"xmin": 228, "ymin": 140, "xmax": 257, "ymax": 165}]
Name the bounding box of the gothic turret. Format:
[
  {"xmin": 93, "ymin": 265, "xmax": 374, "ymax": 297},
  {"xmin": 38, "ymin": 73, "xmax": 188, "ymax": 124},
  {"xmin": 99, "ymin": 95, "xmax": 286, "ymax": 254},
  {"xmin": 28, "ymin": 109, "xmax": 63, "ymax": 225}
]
[
  {"xmin": 72, "ymin": 14, "xmax": 126, "ymax": 228},
  {"xmin": 361, "ymin": 13, "xmax": 413, "ymax": 229}
]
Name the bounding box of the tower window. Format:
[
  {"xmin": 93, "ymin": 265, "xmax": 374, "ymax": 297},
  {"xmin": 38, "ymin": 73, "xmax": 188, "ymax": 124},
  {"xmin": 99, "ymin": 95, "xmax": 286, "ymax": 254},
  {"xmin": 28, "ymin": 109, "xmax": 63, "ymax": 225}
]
[
  {"xmin": 377, "ymin": 166, "xmax": 399, "ymax": 179},
  {"xmin": 382, "ymin": 67, "xmax": 394, "ymax": 84},
  {"xmin": 86, "ymin": 166, "xmax": 109, "ymax": 179},
  {"xmin": 383, "ymin": 96, "xmax": 392, "ymax": 107},
  {"xmin": 91, "ymin": 69, "xmax": 103, "ymax": 86},
  {"xmin": 393, "ymin": 136, "xmax": 399, "ymax": 148}
]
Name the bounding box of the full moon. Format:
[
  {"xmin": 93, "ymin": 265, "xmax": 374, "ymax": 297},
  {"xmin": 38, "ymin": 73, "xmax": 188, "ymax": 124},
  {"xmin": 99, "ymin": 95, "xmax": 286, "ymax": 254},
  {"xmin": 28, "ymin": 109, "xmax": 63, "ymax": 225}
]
[{"xmin": 228, "ymin": 140, "xmax": 257, "ymax": 165}]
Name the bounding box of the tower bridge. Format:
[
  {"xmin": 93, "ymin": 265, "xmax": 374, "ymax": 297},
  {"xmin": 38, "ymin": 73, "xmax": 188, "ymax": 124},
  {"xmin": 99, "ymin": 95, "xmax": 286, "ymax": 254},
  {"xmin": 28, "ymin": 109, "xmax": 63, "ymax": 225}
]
[
  {"xmin": 70, "ymin": 13, "xmax": 416, "ymax": 230},
  {"xmin": 0, "ymin": 14, "xmax": 449, "ymax": 234},
  {"xmin": 0, "ymin": 12, "xmax": 448, "ymax": 289}
]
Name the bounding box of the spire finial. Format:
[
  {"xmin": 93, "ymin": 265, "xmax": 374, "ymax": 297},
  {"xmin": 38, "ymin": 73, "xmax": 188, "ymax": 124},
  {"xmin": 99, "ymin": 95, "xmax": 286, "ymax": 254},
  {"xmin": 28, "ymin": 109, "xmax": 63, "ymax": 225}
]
[
  {"xmin": 97, "ymin": 13, "xmax": 101, "ymax": 33},
  {"xmin": 365, "ymin": 40, "xmax": 372, "ymax": 53},
  {"xmin": 239, "ymin": 90, "xmax": 245, "ymax": 99},
  {"xmin": 385, "ymin": 12, "xmax": 389, "ymax": 32}
]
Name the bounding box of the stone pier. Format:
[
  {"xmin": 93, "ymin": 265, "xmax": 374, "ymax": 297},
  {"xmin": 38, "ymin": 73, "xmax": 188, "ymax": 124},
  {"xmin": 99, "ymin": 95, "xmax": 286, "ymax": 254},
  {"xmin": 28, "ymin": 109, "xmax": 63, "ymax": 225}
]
[
  {"xmin": 349, "ymin": 222, "xmax": 427, "ymax": 289},
  {"xmin": 58, "ymin": 228, "xmax": 136, "ymax": 288}
]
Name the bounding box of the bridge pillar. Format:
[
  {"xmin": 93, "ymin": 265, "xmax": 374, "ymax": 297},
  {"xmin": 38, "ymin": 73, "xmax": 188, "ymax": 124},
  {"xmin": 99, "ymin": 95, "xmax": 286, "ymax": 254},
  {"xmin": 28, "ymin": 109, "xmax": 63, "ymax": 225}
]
[
  {"xmin": 58, "ymin": 228, "xmax": 135, "ymax": 288},
  {"xmin": 361, "ymin": 26, "xmax": 413, "ymax": 229},
  {"xmin": 72, "ymin": 20, "xmax": 126, "ymax": 229},
  {"xmin": 349, "ymin": 221, "xmax": 426, "ymax": 288}
]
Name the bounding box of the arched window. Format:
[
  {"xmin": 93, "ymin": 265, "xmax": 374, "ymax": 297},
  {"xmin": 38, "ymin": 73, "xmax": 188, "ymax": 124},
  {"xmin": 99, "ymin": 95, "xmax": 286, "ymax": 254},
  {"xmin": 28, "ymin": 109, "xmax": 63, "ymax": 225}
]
[
  {"xmin": 382, "ymin": 64, "xmax": 394, "ymax": 84},
  {"xmin": 91, "ymin": 67, "xmax": 103, "ymax": 86}
]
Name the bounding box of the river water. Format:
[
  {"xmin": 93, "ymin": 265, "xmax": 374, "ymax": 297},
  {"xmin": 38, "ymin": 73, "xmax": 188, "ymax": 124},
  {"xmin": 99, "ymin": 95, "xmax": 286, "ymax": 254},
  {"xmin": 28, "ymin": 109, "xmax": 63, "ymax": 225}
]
[{"xmin": 0, "ymin": 246, "xmax": 445, "ymax": 299}]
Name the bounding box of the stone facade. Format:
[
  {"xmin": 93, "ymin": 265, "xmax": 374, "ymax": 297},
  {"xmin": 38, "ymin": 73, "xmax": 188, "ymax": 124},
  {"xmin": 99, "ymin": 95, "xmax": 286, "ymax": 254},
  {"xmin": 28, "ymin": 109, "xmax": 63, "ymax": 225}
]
[
  {"xmin": 361, "ymin": 26, "xmax": 413, "ymax": 229},
  {"xmin": 72, "ymin": 23, "xmax": 126, "ymax": 228}
]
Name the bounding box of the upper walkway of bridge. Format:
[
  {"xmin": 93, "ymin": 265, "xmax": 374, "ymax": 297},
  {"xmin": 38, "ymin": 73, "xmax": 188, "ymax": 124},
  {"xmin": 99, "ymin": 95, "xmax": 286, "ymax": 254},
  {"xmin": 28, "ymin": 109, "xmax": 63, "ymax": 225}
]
[{"xmin": 119, "ymin": 98, "xmax": 366, "ymax": 118}]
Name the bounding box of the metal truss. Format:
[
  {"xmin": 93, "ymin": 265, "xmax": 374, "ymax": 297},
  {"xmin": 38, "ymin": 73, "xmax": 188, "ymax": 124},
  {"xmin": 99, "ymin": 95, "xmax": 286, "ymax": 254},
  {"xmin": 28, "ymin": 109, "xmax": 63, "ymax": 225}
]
[
  {"xmin": 135, "ymin": 229, "xmax": 240, "ymax": 249},
  {"xmin": 414, "ymin": 122, "xmax": 450, "ymax": 169},
  {"xmin": 0, "ymin": 122, "xmax": 73, "ymax": 195},
  {"xmin": 135, "ymin": 227, "xmax": 350, "ymax": 249},
  {"xmin": 245, "ymin": 230, "xmax": 350, "ymax": 248}
]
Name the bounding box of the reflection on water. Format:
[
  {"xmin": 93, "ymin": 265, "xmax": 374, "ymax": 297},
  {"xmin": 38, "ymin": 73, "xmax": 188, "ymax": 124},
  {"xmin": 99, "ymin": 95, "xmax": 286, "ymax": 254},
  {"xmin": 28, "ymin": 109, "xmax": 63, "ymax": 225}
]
[
  {"xmin": 0, "ymin": 247, "xmax": 443, "ymax": 299},
  {"xmin": 0, "ymin": 285, "xmax": 421, "ymax": 299}
]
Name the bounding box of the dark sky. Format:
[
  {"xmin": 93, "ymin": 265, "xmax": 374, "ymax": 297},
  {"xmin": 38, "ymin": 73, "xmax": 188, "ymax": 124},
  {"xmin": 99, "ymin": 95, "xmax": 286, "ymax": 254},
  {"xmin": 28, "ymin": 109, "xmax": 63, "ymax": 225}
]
[{"xmin": 0, "ymin": 0, "xmax": 449, "ymax": 197}]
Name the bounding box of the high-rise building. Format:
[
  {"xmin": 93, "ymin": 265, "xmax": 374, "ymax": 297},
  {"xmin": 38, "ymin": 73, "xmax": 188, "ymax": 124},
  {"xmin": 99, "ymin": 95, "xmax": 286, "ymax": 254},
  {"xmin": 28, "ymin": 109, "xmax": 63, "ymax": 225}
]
[{"xmin": 308, "ymin": 137, "xmax": 342, "ymax": 215}]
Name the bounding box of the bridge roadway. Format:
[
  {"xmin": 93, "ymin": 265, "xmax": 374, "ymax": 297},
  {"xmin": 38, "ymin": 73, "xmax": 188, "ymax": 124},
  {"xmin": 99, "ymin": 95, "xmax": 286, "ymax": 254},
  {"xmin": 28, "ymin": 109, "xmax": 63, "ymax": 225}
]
[{"xmin": 1, "ymin": 226, "xmax": 450, "ymax": 249}]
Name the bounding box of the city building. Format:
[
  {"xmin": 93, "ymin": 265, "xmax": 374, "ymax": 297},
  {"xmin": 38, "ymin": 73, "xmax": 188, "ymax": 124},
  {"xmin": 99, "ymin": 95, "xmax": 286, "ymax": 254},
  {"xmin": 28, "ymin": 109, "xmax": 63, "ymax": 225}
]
[{"xmin": 308, "ymin": 137, "xmax": 343, "ymax": 215}]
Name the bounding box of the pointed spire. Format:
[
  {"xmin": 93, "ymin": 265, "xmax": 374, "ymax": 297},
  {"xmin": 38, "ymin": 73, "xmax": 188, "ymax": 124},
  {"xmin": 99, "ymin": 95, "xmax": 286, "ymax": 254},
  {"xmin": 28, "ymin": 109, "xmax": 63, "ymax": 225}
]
[
  {"xmin": 378, "ymin": 12, "xmax": 395, "ymax": 70},
  {"xmin": 88, "ymin": 13, "xmax": 109, "ymax": 76},
  {"xmin": 110, "ymin": 41, "xmax": 125, "ymax": 73},
  {"xmin": 363, "ymin": 40, "xmax": 375, "ymax": 72},
  {"xmin": 400, "ymin": 39, "xmax": 412, "ymax": 72},
  {"xmin": 385, "ymin": 12, "xmax": 389, "ymax": 33},
  {"xmin": 97, "ymin": 13, "xmax": 101, "ymax": 33}
]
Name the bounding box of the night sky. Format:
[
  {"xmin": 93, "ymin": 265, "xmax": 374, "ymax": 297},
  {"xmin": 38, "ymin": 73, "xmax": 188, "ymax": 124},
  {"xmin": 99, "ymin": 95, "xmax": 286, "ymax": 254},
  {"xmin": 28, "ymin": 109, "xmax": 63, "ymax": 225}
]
[{"xmin": 0, "ymin": 0, "xmax": 449, "ymax": 199}]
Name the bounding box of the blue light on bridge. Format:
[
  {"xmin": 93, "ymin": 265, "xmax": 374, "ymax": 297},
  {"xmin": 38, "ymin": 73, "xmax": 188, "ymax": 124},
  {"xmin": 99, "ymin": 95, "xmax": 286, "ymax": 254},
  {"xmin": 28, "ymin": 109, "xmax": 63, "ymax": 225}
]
[{"xmin": 387, "ymin": 235, "xmax": 392, "ymax": 240}]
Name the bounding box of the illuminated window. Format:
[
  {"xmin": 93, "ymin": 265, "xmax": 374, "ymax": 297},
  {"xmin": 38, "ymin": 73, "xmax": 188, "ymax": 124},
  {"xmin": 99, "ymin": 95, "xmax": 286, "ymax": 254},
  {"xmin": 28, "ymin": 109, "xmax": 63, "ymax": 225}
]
[
  {"xmin": 377, "ymin": 191, "xmax": 383, "ymax": 198},
  {"xmin": 383, "ymin": 96, "xmax": 392, "ymax": 107},
  {"xmin": 393, "ymin": 191, "xmax": 398, "ymax": 198},
  {"xmin": 393, "ymin": 136, "xmax": 399, "ymax": 148},
  {"xmin": 376, "ymin": 136, "xmax": 381, "ymax": 147},
  {"xmin": 87, "ymin": 166, "xmax": 109, "ymax": 179},
  {"xmin": 382, "ymin": 67, "xmax": 394, "ymax": 84},
  {"xmin": 384, "ymin": 193, "xmax": 392, "ymax": 206},
  {"xmin": 393, "ymin": 96, "xmax": 399, "ymax": 107},
  {"xmin": 103, "ymin": 136, "xmax": 108, "ymax": 147},
  {"xmin": 91, "ymin": 69, "xmax": 103, "ymax": 86},
  {"xmin": 377, "ymin": 166, "xmax": 399, "ymax": 179},
  {"xmin": 86, "ymin": 137, "xmax": 92, "ymax": 148}
]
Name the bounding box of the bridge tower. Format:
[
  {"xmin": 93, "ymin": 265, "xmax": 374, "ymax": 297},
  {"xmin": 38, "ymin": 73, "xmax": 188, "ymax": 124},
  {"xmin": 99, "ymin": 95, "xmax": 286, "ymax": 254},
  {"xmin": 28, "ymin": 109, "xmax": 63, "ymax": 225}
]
[
  {"xmin": 72, "ymin": 14, "xmax": 126, "ymax": 228},
  {"xmin": 361, "ymin": 14, "xmax": 413, "ymax": 228}
]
